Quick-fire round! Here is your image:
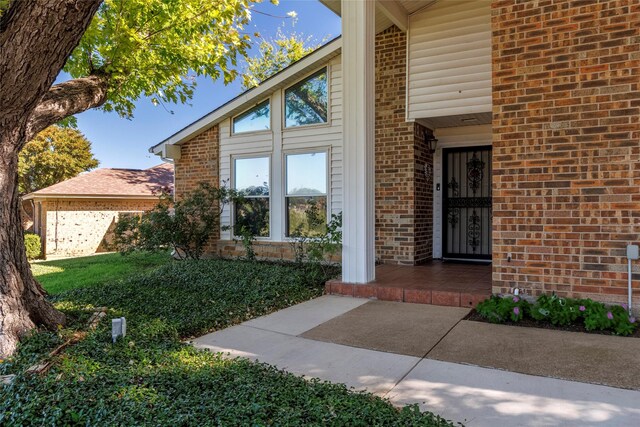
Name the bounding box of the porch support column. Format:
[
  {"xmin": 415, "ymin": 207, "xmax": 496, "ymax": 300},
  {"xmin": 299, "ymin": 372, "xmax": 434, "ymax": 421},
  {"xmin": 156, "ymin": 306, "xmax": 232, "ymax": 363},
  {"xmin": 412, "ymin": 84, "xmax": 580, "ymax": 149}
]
[{"xmin": 341, "ymin": 0, "xmax": 376, "ymax": 283}]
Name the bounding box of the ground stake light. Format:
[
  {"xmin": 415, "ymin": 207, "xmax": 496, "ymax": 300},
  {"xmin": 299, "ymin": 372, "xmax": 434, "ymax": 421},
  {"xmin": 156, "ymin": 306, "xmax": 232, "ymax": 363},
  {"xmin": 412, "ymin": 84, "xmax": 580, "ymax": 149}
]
[{"xmin": 111, "ymin": 317, "xmax": 127, "ymax": 343}]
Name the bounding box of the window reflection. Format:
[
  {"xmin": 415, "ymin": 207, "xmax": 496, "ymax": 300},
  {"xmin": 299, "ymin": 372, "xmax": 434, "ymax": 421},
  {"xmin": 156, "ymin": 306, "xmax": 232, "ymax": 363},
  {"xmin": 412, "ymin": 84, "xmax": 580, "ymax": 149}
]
[
  {"xmin": 233, "ymin": 100, "xmax": 270, "ymax": 134},
  {"xmin": 285, "ymin": 69, "xmax": 328, "ymax": 128}
]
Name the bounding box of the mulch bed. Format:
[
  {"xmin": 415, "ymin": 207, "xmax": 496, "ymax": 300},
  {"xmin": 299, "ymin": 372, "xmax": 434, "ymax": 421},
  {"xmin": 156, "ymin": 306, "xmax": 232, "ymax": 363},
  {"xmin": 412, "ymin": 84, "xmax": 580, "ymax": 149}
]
[{"xmin": 465, "ymin": 309, "xmax": 640, "ymax": 338}]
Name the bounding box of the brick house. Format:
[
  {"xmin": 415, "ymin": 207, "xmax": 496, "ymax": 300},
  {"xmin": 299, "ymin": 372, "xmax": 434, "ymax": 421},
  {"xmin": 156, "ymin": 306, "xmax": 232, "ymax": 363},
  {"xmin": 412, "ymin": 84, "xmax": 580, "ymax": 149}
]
[
  {"xmin": 23, "ymin": 163, "xmax": 173, "ymax": 258},
  {"xmin": 151, "ymin": 0, "xmax": 639, "ymax": 308}
]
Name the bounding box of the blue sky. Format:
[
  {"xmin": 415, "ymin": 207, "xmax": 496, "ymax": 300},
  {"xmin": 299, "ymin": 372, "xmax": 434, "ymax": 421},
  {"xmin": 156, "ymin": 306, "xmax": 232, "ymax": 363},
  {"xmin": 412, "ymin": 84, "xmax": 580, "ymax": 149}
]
[{"xmin": 68, "ymin": 0, "xmax": 341, "ymax": 170}]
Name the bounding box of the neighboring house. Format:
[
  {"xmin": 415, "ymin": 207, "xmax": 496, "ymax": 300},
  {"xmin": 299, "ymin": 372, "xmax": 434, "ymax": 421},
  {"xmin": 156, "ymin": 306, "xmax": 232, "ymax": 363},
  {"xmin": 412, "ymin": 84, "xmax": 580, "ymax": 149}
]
[
  {"xmin": 23, "ymin": 163, "xmax": 173, "ymax": 258},
  {"xmin": 150, "ymin": 1, "xmax": 640, "ymax": 308}
]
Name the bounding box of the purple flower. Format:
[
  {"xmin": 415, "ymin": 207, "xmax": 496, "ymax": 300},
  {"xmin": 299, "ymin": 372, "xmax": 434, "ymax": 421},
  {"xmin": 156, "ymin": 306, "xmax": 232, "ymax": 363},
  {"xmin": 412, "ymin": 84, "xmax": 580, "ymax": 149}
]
[
  {"xmin": 513, "ymin": 307, "xmax": 520, "ymax": 316},
  {"xmin": 621, "ymin": 303, "xmax": 629, "ymax": 310},
  {"xmin": 513, "ymin": 296, "xmax": 520, "ymax": 303},
  {"xmin": 579, "ymin": 305, "xmax": 586, "ymax": 312},
  {"xmin": 630, "ymin": 317, "xmax": 636, "ymax": 324},
  {"xmin": 607, "ymin": 312, "xmax": 614, "ymax": 320}
]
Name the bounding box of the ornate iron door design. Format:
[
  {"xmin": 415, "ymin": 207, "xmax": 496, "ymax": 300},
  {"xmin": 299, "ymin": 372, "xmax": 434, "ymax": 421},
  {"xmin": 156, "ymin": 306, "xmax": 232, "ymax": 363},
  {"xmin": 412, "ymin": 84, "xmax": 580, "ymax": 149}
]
[{"xmin": 443, "ymin": 146, "xmax": 492, "ymax": 260}]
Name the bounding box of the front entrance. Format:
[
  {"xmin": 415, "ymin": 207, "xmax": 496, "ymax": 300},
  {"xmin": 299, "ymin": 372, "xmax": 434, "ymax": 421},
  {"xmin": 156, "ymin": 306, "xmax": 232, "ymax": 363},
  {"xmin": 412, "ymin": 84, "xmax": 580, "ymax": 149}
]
[{"xmin": 442, "ymin": 146, "xmax": 492, "ymax": 260}]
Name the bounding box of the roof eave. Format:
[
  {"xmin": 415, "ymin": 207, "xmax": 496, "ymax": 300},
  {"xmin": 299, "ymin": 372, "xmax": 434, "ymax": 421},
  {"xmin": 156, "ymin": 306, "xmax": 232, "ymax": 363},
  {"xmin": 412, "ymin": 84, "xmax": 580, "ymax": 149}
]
[{"xmin": 23, "ymin": 194, "xmax": 164, "ymax": 201}]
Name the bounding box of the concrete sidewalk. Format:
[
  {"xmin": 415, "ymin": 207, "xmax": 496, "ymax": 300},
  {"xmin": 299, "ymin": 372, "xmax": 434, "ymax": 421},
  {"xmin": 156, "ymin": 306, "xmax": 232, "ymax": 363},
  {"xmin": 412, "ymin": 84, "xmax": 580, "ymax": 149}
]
[{"xmin": 193, "ymin": 295, "xmax": 640, "ymax": 426}]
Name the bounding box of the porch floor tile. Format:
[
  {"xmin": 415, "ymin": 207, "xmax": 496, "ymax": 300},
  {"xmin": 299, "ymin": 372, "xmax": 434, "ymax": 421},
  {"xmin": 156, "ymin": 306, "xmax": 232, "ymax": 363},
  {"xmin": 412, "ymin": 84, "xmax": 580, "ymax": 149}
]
[{"xmin": 326, "ymin": 261, "xmax": 492, "ymax": 307}]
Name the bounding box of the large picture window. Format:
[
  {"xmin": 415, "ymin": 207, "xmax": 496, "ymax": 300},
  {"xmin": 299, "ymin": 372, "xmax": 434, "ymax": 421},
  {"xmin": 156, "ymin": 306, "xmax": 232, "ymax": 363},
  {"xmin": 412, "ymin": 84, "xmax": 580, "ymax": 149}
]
[
  {"xmin": 232, "ymin": 100, "xmax": 270, "ymax": 134},
  {"xmin": 285, "ymin": 152, "xmax": 327, "ymax": 236},
  {"xmin": 284, "ymin": 69, "xmax": 328, "ymax": 128},
  {"xmin": 233, "ymin": 157, "xmax": 270, "ymax": 237}
]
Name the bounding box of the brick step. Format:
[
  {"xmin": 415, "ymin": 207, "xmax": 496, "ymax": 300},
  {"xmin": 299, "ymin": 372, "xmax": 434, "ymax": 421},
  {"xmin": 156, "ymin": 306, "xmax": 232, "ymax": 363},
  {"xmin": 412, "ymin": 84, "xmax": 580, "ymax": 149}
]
[{"xmin": 325, "ymin": 280, "xmax": 489, "ymax": 308}]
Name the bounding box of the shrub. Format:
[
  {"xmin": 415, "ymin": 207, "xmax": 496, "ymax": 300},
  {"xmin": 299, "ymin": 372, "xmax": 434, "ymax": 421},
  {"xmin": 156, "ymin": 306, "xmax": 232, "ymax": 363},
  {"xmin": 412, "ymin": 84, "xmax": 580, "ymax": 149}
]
[
  {"xmin": 290, "ymin": 212, "xmax": 342, "ymax": 266},
  {"xmin": 114, "ymin": 182, "xmax": 241, "ymax": 260},
  {"xmin": 476, "ymin": 294, "xmax": 638, "ymax": 336},
  {"xmin": 24, "ymin": 232, "xmax": 41, "ymax": 260}
]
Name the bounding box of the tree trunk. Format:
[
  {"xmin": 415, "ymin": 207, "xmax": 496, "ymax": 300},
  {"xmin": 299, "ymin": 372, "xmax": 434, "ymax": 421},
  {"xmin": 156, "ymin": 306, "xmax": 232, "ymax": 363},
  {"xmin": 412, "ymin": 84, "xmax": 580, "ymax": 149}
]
[
  {"xmin": 0, "ymin": 146, "xmax": 66, "ymax": 357},
  {"xmin": 0, "ymin": 0, "xmax": 103, "ymax": 358}
]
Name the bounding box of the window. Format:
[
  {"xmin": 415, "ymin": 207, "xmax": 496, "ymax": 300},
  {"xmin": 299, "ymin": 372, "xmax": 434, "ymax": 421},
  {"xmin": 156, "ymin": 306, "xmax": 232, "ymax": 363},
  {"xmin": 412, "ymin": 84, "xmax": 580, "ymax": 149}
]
[
  {"xmin": 284, "ymin": 69, "xmax": 328, "ymax": 128},
  {"xmin": 232, "ymin": 100, "xmax": 270, "ymax": 134},
  {"xmin": 285, "ymin": 152, "xmax": 327, "ymax": 236},
  {"xmin": 233, "ymin": 157, "xmax": 270, "ymax": 237}
]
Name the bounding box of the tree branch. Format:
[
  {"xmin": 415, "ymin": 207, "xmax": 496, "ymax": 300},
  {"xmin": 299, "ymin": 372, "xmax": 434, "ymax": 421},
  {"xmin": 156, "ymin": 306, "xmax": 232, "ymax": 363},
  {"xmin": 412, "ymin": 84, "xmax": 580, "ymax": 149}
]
[
  {"xmin": 0, "ymin": 0, "xmax": 103, "ymax": 149},
  {"xmin": 26, "ymin": 75, "xmax": 109, "ymax": 141}
]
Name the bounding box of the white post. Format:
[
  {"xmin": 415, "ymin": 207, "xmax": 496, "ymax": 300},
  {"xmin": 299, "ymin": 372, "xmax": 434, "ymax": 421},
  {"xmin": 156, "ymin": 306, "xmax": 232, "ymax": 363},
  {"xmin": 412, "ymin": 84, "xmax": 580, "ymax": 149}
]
[{"xmin": 341, "ymin": 0, "xmax": 376, "ymax": 283}]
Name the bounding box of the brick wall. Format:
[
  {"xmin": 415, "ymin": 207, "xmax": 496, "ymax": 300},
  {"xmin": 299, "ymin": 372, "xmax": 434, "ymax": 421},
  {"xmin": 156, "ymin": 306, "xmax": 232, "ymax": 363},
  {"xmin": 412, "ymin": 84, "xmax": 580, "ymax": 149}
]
[
  {"xmin": 38, "ymin": 198, "xmax": 158, "ymax": 258},
  {"xmin": 174, "ymin": 125, "xmax": 220, "ymax": 250},
  {"xmin": 492, "ymin": 0, "xmax": 640, "ymax": 305},
  {"xmin": 174, "ymin": 126, "xmax": 219, "ymax": 198},
  {"xmin": 414, "ymin": 123, "xmax": 434, "ymax": 262},
  {"xmin": 375, "ymin": 25, "xmax": 433, "ymax": 264}
]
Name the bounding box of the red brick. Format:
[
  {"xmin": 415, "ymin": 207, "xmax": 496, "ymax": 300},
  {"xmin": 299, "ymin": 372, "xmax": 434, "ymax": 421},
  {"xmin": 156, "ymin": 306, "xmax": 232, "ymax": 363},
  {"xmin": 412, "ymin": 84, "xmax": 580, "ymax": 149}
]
[
  {"xmin": 432, "ymin": 291, "xmax": 461, "ymax": 307},
  {"xmin": 376, "ymin": 286, "xmax": 403, "ymax": 302},
  {"xmin": 354, "ymin": 284, "xmax": 377, "ymax": 299},
  {"xmin": 403, "ymin": 289, "xmax": 432, "ymax": 304}
]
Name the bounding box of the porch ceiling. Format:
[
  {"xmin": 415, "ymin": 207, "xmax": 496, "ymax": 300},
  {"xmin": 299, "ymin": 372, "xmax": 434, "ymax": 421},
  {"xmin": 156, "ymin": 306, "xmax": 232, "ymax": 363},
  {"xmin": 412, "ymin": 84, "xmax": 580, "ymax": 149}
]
[
  {"xmin": 320, "ymin": 0, "xmax": 438, "ymax": 33},
  {"xmin": 417, "ymin": 112, "xmax": 493, "ymax": 131}
]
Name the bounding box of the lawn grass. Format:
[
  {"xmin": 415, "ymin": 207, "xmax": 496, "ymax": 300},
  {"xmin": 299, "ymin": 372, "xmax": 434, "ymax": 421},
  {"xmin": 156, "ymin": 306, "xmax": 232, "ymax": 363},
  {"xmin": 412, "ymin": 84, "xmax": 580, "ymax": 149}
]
[
  {"xmin": 31, "ymin": 251, "xmax": 171, "ymax": 294},
  {"xmin": 1, "ymin": 259, "xmax": 454, "ymax": 426}
]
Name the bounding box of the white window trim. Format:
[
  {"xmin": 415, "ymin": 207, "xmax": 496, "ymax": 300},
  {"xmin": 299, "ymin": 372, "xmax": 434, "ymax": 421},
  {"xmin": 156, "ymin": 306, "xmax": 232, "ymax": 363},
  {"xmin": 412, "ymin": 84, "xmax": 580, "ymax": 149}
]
[
  {"xmin": 231, "ymin": 98, "xmax": 273, "ymax": 136},
  {"xmin": 230, "ymin": 153, "xmax": 272, "ymax": 240},
  {"xmin": 282, "ymin": 147, "xmax": 331, "ymax": 239},
  {"xmin": 282, "ymin": 67, "xmax": 331, "ymax": 130}
]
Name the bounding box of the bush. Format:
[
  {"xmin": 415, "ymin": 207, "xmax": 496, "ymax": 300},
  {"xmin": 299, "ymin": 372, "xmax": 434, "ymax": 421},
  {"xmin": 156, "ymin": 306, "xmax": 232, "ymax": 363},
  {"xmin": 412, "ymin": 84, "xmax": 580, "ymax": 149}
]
[
  {"xmin": 24, "ymin": 232, "xmax": 41, "ymax": 260},
  {"xmin": 476, "ymin": 293, "xmax": 638, "ymax": 336},
  {"xmin": 114, "ymin": 182, "xmax": 241, "ymax": 260}
]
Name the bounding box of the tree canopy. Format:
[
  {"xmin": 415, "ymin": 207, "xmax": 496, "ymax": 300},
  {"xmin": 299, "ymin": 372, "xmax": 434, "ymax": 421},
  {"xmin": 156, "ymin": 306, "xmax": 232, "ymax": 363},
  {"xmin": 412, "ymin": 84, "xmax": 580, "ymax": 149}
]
[
  {"xmin": 242, "ymin": 29, "xmax": 319, "ymax": 90},
  {"xmin": 0, "ymin": 0, "xmax": 282, "ymax": 358},
  {"xmin": 18, "ymin": 126, "xmax": 99, "ymax": 195}
]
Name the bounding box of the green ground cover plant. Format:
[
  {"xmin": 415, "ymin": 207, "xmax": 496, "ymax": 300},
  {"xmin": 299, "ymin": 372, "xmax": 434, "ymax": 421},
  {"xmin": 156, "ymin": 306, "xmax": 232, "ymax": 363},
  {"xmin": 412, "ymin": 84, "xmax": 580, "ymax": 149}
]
[
  {"xmin": 3, "ymin": 259, "xmax": 453, "ymax": 426},
  {"xmin": 476, "ymin": 293, "xmax": 637, "ymax": 336},
  {"xmin": 31, "ymin": 252, "xmax": 171, "ymax": 294}
]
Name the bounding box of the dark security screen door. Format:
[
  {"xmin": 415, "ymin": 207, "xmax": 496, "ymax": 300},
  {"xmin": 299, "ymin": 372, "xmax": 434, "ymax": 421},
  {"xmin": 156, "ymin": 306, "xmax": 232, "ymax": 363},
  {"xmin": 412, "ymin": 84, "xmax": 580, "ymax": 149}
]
[{"xmin": 443, "ymin": 146, "xmax": 492, "ymax": 260}]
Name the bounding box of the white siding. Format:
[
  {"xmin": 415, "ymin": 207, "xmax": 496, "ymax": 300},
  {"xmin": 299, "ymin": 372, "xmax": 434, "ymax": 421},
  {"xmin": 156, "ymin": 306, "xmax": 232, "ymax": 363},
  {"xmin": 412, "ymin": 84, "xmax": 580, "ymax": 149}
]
[
  {"xmin": 219, "ymin": 56, "xmax": 343, "ymax": 241},
  {"xmin": 432, "ymin": 124, "xmax": 492, "ymax": 258},
  {"xmin": 407, "ymin": 0, "xmax": 492, "ymax": 121}
]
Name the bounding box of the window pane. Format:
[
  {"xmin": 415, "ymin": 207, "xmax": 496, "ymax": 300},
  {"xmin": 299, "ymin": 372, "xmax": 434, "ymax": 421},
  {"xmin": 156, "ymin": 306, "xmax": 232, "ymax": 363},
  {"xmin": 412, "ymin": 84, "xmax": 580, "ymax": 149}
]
[
  {"xmin": 286, "ymin": 152, "xmax": 327, "ymax": 196},
  {"xmin": 286, "ymin": 196, "xmax": 327, "ymax": 237},
  {"xmin": 285, "ymin": 69, "xmax": 328, "ymax": 127},
  {"xmin": 233, "ymin": 100, "xmax": 270, "ymax": 133},
  {"xmin": 234, "ymin": 157, "xmax": 270, "ymax": 196},
  {"xmin": 234, "ymin": 198, "xmax": 270, "ymax": 237}
]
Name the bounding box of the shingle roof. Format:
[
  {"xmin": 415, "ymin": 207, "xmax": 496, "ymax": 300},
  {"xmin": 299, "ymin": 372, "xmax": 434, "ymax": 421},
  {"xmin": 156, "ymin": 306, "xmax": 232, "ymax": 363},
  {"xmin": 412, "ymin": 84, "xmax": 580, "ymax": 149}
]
[{"xmin": 25, "ymin": 163, "xmax": 173, "ymax": 199}]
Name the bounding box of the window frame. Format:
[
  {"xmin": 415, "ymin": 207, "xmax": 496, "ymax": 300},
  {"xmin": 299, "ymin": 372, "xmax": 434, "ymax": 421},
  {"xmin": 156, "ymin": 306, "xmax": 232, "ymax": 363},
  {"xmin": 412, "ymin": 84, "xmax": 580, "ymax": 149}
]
[
  {"xmin": 282, "ymin": 67, "xmax": 331, "ymax": 130},
  {"xmin": 231, "ymin": 154, "xmax": 272, "ymax": 240},
  {"xmin": 231, "ymin": 99, "xmax": 272, "ymax": 136},
  {"xmin": 282, "ymin": 148, "xmax": 331, "ymax": 238}
]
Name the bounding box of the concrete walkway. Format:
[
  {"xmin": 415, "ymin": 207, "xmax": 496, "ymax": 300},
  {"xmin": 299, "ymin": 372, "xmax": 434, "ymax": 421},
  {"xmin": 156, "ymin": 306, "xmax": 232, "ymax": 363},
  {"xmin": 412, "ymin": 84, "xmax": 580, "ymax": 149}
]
[{"xmin": 193, "ymin": 295, "xmax": 640, "ymax": 426}]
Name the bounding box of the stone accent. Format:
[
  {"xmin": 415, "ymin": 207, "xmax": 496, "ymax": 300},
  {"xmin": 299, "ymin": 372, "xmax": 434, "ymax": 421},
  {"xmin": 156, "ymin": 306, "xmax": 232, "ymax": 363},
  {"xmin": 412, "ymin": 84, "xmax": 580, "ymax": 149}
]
[
  {"xmin": 37, "ymin": 198, "xmax": 158, "ymax": 258},
  {"xmin": 375, "ymin": 25, "xmax": 433, "ymax": 265},
  {"xmin": 491, "ymin": 0, "xmax": 640, "ymax": 305},
  {"xmin": 173, "ymin": 125, "xmax": 220, "ymax": 251},
  {"xmin": 215, "ymin": 240, "xmax": 341, "ymax": 263}
]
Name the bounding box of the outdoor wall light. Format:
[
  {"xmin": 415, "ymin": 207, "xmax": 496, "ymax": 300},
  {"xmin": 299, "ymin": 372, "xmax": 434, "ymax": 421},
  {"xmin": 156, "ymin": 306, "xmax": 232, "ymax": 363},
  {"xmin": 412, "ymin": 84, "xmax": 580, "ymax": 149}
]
[{"xmin": 425, "ymin": 136, "xmax": 438, "ymax": 153}]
